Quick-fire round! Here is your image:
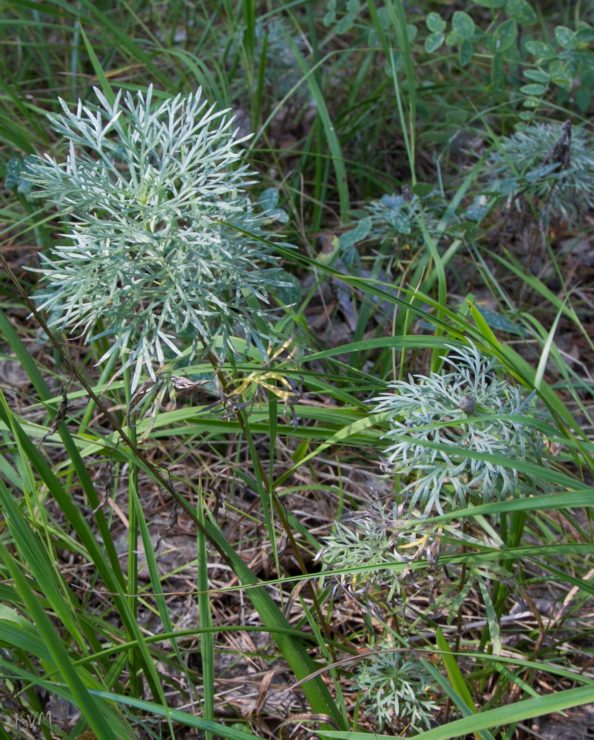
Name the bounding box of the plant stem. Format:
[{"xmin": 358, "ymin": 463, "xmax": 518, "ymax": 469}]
[
  {"xmin": 202, "ymin": 347, "xmax": 331, "ymax": 637},
  {"xmin": 123, "ymin": 367, "xmax": 141, "ymax": 696}
]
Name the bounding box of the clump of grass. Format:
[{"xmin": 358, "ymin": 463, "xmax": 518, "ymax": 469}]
[{"xmin": 226, "ymin": 17, "xmax": 307, "ymax": 104}]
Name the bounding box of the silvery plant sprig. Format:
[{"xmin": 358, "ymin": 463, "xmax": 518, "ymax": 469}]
[
  {"xmin": 317, "ymin": 500, "xmax": 504, "ymax": 624},
  {"xmin": 356, "ymin": 643, "xmax": 438, "ymax": 731},
  {"xmin": 373, "ymin": 344, "xmax": 546, "ymax": 514},
  {"xmin": 487, "ymin": 122, "xmax": 594, "ymax": 224},
  {"xmin": 317, "ymin": 500, "xmax": 443, "ymax": 601},
  {"xmin": 23, "ymin": 85, "xmax": 288, "ymax": 389}
]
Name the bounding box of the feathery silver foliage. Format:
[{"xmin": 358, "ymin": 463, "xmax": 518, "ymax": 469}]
[
  {"xmin": 317, "ymin": 501, "xmax": 418, "ymax": 599},
  {"xmin": 24, "ymin": 85, "xmax": 288, "ymax": 388},
  {"xmin": 372, "ymin": 344, "xmax": 545, "ymax": 514},
  {"xmin": 318, "ymin": 499, "xmax": 510, "ymax": 635},
  {"xmin": 488, "ymin": 122, "xmax": 594, "ymax": 223},
  {"xmin": 356, "ymin": 645, "xmax": 438, "ymax": 731}
]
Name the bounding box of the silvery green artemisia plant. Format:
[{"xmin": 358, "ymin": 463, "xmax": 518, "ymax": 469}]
[
  {"xmin": 487, "ymin": 122, "xmax": 594, "ymax": 224},
  {"xmin": 356, "ymin": 644, "xmax": 438, "ymax": 731},
  {"xmin": 23, "ymin": 85, "xmax": 287, "ymax": 388},
  {"xmin": 317, "ymin": 500, "xmax": 441, "ymax": 600},
  {"xmin": 373, "ymin": 344, "xmax": 546, "ymax": 514},
  {"xmin": 318, "ymin": 499, "xmax": 509, "ymax": 631}
]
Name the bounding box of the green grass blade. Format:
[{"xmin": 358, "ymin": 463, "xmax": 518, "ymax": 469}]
[
  {"xmin": 0, "ymin": 541, "xmax": 132, "ymax": 738},
  {"xmin": 318, "ymin": 685, "xmax": 594, "ymax": 739},
  {"xmin": 284, "ymin": 33, "xmax": 350, "ymax": 222},
  {"xmin": 0, "ymin": 310, "xmax": 126, "ymax": 588},
  {"xmin": 204, "ymin": 514, "xmax": 347, "ymax": 730},
  {"xmin": 197, "ymin": 485, "xmax": 215, "ymax": 740},
  {"xmin": 0, "ymin": 392, "xmax": 166, "ymax": 702}
]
